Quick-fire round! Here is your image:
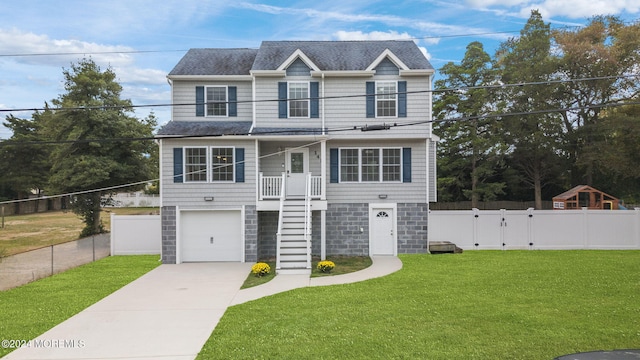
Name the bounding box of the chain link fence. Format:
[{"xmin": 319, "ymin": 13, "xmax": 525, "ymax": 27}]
[{"xmin": 0, "ymin": 234, "xmax": 110, "ymax": 291}]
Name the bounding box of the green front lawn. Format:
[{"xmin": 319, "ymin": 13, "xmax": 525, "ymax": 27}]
[
  {"xmin": 0, "ymin": 255, "xmax": 160, "ymax": 358},
  {"xmin": 199, "ymin": 251, "xmax": 640, "ymax": 359}
]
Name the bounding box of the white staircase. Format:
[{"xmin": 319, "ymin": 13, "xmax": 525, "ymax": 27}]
[{"xmin": 276, "ymin": 175, "xmax": 312, "ymax": 275}]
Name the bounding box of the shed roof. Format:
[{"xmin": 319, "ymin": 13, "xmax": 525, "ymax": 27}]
[{"xmin": 553, "ymin": 185, "xmax": 618, "ymax": 200}]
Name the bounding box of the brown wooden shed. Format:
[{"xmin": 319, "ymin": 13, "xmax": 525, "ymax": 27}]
[{"xmin": 552, "ymin": 185, "xmax": 619, "ymax": 210}]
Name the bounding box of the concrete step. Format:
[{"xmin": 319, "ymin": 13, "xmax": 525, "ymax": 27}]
[
  {"xmin": 279, "ymin": 260, "xmax": 309, "ymax": 268},
  {"xmin": 276, "ymin": 268, "xmax": 311, "ymax": 275}
]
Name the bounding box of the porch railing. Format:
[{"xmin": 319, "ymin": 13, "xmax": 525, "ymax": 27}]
[
  {"xmin": 259, "ymin": 172, "xmax": 323, "ymax": 200},
  {"xmin": 259, "ymin": 173, "xmax": 284, "ymax": 200}
]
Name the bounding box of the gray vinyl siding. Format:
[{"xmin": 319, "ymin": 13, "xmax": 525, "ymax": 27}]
[
  {"xmin": 161, "ymin": 139, "xmax": 256, "ymax": 208},
  {"xmin": 254, "ymin": 76, "xmax": 321, "ymax": 128},
  {"xmin": 286, "ymin": 58, "xmax": 311, "ymax": 76},
  {"xmin": 322, "ymin": 75, "xmax": 431, "ymax": 139},
  {"xmin": 375, "ymin": 58, "xmax": 399, "ymax": 75},
  {"xmin": 326, "ymin": 139, "xmax": 427, "ymax": 203},
  {"xmin": 258, "ymin": 141, "xmax": 322, "ymax": 176},
  {"xmin": 171, "ymin": 80, "xmax": 252, "ymax": 122}
]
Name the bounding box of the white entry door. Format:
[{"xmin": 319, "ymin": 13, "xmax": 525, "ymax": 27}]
[
  {"xmin": 370, "ymin": 207, "xmax": 396, "ymax": 255},
  {"xmin": 285, "ymin": 148, "xmax": 309, "ymax": 198},
  {"xmin": 181, "ymin": 210, "xmax": 242, "ymax": 262}
]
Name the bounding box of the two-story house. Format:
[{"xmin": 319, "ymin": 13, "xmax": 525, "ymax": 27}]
[{"xmin": 157, "ymin": 40, "xmax": 437, "ymax": 274}]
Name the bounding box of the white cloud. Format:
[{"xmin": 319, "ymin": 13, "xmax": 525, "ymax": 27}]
[
  {"xmin": 0, "ymin": 28, "xmax": 135, "ymax": 68},
  {"xmin": 465, "ymin": 0, "xmax": 640, "ymax": 19}
]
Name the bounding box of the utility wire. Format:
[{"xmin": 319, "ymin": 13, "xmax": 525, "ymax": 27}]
[
  {"xmin": 0, "ymin": 73, "xmax": 637, "ymax": 114},
  {"xmin": 0, "ymin": 139, "xmax": 327, "ymax": 205}
]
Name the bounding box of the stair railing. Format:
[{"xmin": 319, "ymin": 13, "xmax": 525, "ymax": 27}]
[
  {"xmin": 304, "ymin": 173, "xmax": 312, "ymax": 269},
  {"xmin": 275, "ymin": 172, "xmax": 286, "ymax": 270}
]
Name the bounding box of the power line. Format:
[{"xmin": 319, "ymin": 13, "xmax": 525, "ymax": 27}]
[
  {"xmin": 0, "ymin": 49, "xmax": 189, "ymax": 57},
  {"xmin": 0, "ymin": 139, "xmax": 326, "ymax": 205},
  {"xmin": 0, "ymin": 73, "xmax": 636, "ymax": 114}
]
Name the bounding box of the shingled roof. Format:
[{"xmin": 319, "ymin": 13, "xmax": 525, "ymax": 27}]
[
  {"xmin": 168, "ymin": 40, "xmax": 433, "ymax": 76},
  {"xmin": 169, "ymin": 48, "xmax": 259, "ymax": 76}
]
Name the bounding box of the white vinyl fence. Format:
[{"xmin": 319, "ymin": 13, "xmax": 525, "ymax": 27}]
[
  {"xmin": 428, "ymin": 208, "xmax": 640, "ymax": 250},
  {"xmin": 110, "ymin": 214, "xmax": 161, "ymax": 255}
]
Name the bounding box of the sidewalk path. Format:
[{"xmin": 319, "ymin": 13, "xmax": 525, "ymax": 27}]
[
  {"xmin": 230, "ymin": 255, "xmax": 402, "ymax": 305},
  {"xmin": 4, "ymin": 256, "xmax": 402, "ymax": 360}
]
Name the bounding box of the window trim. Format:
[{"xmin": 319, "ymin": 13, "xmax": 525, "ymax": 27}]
[
  {"xmin": 210, "ymin": 146, "xmax": 235, "ymax": 183},
  {"xmin": 375, "ymin": 81, "xmax": 398, "ymax": 118},
  {"xmin": 338, "ymin": 147, "xmax": 403, "ymax": 183},
  {"xmin": 183, "ymin": 146, "xmax": 209, "ymax": 183},
  {"xmin": 288, "ymin": 81, "xmax": 310, "ymax": 118},
  {"xmin": 181, "ymin": 146, "xmax": 237, "ymax": 183},
  {"xmin": 205, "ymin": 85, "xmax": 228, "ymax": 117}
]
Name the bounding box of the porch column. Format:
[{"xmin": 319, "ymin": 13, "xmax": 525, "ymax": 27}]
[
  {"xmin": 321, "ymin": 209, "xmax": 326, "ymax": 260},
  {"xmin": 321, "ymin": 139, "xmax": 326, "ymax": 200}
]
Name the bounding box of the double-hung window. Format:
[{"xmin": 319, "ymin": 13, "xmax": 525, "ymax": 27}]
[
  {"xmin": 376, "ymin": 81, "xmax": 397, "ymax": 117},
  {"xmin": 338, "ymin": 148, "xmax": 402, "ymax": 182},
  {"xmin": 288, "ymin": 82, "xmax": 309, "ymax": 117},
  {"xmin": 211, "ymin": 147, "xmax": 234, "ymax": 182},
  {"xmin": 182, "ymin": 147, "xmax": 235, "ymax": 182},
  {"xmin": 206, "ymin": 86, "xmax": 227, "ymax": 116},
  {"xmin": 184, "ymin": 147, "xmax": 208, "ymax": 182}
]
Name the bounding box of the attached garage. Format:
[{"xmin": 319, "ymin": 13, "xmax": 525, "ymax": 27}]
[{"xmin": 179, "ymin": 210, "xmax": 243, "ymax": 262}]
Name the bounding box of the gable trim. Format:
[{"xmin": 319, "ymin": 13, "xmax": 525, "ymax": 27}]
[
  {"xmin": 276, "ymin": 49, "xmax": 321, "ymax": 72},
  {"xmin": 366, "ymin": 49, "xmax": 410, "ymax": 72}
]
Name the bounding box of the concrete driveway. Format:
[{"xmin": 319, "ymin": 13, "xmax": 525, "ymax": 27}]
[{"xmin": 3, "ymin": 262, "xmax": 252, "ymax": 360}]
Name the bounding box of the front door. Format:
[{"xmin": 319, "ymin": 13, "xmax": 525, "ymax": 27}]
[
  {"xmin": 370, "ymin": 207, "xmax": 396, "ymax": 255},
  {"xmin": 285, "ymin": 148, "xmax": 309, "ymax": 197}
]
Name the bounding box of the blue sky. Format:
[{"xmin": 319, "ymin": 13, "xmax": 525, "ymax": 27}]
[{"xmin": 0, "ymin": 0, "xmax": 639, "ymax": 139}]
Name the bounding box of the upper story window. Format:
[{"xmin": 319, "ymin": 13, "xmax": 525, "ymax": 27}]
[
  {"xmin": 376, "ymin": 81, "xmax": 397, "ymax": 117},
  {"xmin": 195, "ymin": 86, "xmax": 236, "ymax": 118},
  {"xmin": 288, "ymin": 82, "xmax": 309, "ymax": 118},
  {"xmin": 184, "ymin": 147, "xmax": 208, "ymax": 182},
  {"xmin": 206, "ymin": 86, "xmax": 227, "ymax": 116},
  {"xmin": 278, "ymin": 82, "xmax": 319, "ymax": 119},
  {"xmin": 366, "ymin": 81, "xmax": 406, "ymax": 119}
]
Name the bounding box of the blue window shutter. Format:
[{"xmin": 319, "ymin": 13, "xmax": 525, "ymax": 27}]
[
  {"xmin": 235, "ymin": 148, "xmax": 245, "ymax": 183},
  {"xmin": 228, "ymin": 86, "xmax": 237, "ymax": 117},
  {"xmin": 366, "ymin": 82, "xmax": 375, "ymax": 118},
  {"xmin": 330, "ymin": 148, "xmax": 339, "ymax": 183},
  {"xmin": 402, "ymin": 147, "xmax": 412, "ymax": 183},
  {"xmin": 310, "ymin": 82, "xmax": 319, "ymax": 118},
  {"xmin": 398, "ymin": 81, "xmax": 407, "ymax": 118},
  {"xmin": 173, "ymin": 148, "xmax": 183, "ymax": 183},
  {"xmin": 278, "ymin": 82, "xmax": 287, "ymax": 118},
  {"xmin": 196, "ymin": 86, "xmax": 205, "ymax": 117}
]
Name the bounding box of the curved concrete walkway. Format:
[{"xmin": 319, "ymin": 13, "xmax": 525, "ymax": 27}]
[
  {"xmin": 4, "ymin": 256, "xmax": 402, "ymax": 360},
  {"xmin": 231, "ymin": 255, "xmax": 403, "ymax": 305}
]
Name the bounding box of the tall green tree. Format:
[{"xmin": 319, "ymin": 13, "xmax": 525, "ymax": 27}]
[
  {"xmin": 494, "ymin": 10, "xmax": 567, "ymax": 209},
  {"xmin": 44, "ymin": 59, "xmax": 157, "ymax": 236},
  {"xmin": 553, "ymin": 16, "xmax": 640, "ymax": 185},
  {"xmin": 434, "ymin": 41, "xmax": 506, "ymax": 207},
  {"xmin": 0, "ymin": 113, "xmax": 51, "ymax": 212}
]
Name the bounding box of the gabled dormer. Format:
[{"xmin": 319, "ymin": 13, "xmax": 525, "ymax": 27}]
[{"xmin": 278, "ymin": 49, "xmax": 320, "ymax": 75}]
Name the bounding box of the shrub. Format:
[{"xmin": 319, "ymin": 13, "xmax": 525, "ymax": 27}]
[
  {"xmin": 317, "ymin": 260, "xmax": 335, "ymax": 273},
  {"xmin": 251, "ymin": 262, "xmax": 271, "ymax": 277}
]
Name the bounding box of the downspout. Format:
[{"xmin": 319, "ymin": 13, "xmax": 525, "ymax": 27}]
[{"xmin": 321, "ymin": 73, "xmax": 325, "ymax": 135}]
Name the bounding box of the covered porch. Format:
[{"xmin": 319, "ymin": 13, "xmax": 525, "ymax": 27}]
[{"xmin": 256, "ymin": 138, "xmax": 327, "ymax": 210}]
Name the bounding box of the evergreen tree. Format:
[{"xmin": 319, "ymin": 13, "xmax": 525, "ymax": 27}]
[
  {"xmin": 44, "ymin": 59, "xmax": 156, "ymax": 236},
  {"xmin": 434, "ymin": 42, "xmax": 506, "ymax": 207},
  {"xmin": 494, "ymin": 10, "xmax": 567, "ymax": 209}
]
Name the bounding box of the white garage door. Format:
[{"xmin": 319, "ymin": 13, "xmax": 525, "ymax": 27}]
[{"xmin": 180, "ymin": 210, "xmax": 242, "ymax": 262}]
